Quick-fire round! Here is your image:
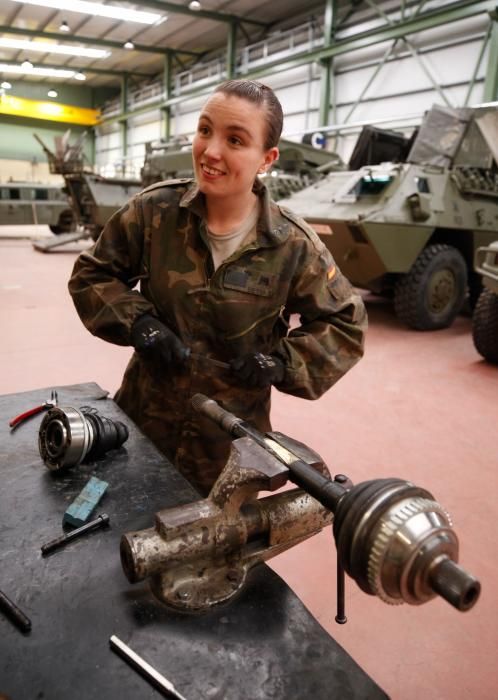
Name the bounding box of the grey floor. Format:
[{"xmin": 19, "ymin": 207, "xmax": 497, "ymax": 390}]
[{"xmin": 1, "ymin": 237, "xmax": 497, "ymax": 700}]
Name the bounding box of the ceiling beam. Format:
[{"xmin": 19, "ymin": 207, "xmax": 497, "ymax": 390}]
[
  {"xmin": 0, "ymin": 25, "xmax": 201, "ymax": 57},
  {"xmin": 0, "ymin": 60, "xmax": 152, "ymax": 78},
  {"xmin": 131, "ymin": 0, "xmax": 267, "ymax": 28}
]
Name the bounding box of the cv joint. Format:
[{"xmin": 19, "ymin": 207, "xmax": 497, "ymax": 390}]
[{"xmin": 38, "ymin": 405, "xmax": 129, "ymax": 471}]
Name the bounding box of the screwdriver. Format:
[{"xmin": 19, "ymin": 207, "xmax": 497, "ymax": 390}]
[
  {"xmin": 184, "ymin": 349, "xmax": 231, "ymax": 370},
  {"xmin": 110, "ymin": 635, "xmax": 188, "ymax": 700},
  {"xmin": 0, "ymin": 589, "xmax": 31, "ymax": 633}
]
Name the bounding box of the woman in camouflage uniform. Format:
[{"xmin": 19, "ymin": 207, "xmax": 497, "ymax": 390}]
[{"xmin": 68, "ymin": 80, "xmax": 367, "ymax": 495}]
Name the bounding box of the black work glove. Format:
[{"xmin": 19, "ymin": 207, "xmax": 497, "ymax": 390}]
[
  {"xmin": 230, "ymin": 352, "xmax": 285, "ymax": 389},
  {"xmin": 131, "ymin": 314, "xmax": 188, "ymax": 367}
]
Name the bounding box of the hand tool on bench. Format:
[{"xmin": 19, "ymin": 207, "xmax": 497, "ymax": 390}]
[
  {"xmin": 9, "ymin": 389, "xmax": 58, "ymax": 429},
  {"xmin": 41, "ymin": 513, "xmax": 110, "ymax": 556},
  {"xmin": 110, "ymin": 635, "xmax": 188, "ymax": 700}
]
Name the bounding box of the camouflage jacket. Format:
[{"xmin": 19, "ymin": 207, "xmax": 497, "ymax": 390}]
[{"xmin": 68, "ymin": 178, "xmax": 367, "ymax": 494}]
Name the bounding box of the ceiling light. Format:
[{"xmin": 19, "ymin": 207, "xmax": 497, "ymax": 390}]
[
  {"xmin": 59, "ymin": 20, "xmax": 70, "ymax": 32},
  {"xmin": 123, "ymin": 40, "xmax": 135, "ymax": 50},
  {"xmin": 21, "ymin": 59, "xmax": 33, "ymax": 70},
  {"xmin": 0, "ymin": 63, "xmax": 77, "ymax": 78},
  {"xmin": 189, "ymin": 1, "xmax": 202, "ymax": 9},
  {"xmin": 74, "ymin": 72, "xmax": 86, "ymax": 81},
  {"xmin": 1, "ymin": 81, "xmax": 12, "ymax": 89},
  {"xmin": 47, "ymin": 89, "xmax": 58, "ymax": 97},
  {"xmin": 11, "ymin": 0, "xmax": 163, "ymax": 25},
  {"xmin": 0, "ymin": 39, "xmax": 110, "ymax": 59}
]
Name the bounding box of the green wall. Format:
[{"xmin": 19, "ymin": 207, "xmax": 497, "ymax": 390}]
[{"xmin": 0, "ymin": 116, "xmax": 93, "ymax": 164}]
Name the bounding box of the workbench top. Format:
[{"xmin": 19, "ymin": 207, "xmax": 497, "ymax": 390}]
[{"xmin": 0, "ymin": 383, "xmax": 388, "ymax": 700}]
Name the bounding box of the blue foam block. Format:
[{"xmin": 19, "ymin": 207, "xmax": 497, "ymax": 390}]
[{"xmin": 63, "ymin": 476, "xmax": 109, "ymax": 527}]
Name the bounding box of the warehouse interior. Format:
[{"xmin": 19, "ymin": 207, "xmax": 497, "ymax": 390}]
[{"xmin": 1, "ymin": 1, "xmax": 498, "ymax": 699}]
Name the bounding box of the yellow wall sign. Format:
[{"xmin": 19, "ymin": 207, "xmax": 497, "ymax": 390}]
[{"xmin": 0, "ymin": 93, "xmax": 100, "ymax": 126}]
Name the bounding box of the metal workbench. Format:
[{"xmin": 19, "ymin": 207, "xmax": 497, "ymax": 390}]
[{"xmin": 0, "ymin": 383, "xmax": 388, "ymax": 700}]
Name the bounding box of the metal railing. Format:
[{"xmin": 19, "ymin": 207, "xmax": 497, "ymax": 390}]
[
  {"xmin": 128, "ymin": 81, "xmax": 165, "ymax": 110},
  {"xmin": 239, "ymin": 20, "xmax": 323, "ymax": 72},
  {"xmin": 99, "ymin": 18, "xmax": 324, "ymax": 118},
  {"xmin": 174, "ymin": 57, "xmax": 226, "ymax": 93}
]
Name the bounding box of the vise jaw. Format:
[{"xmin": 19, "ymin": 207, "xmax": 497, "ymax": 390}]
[{"xmin": 120, "ymin": 434, "xmax": 333, "ymax": 612}]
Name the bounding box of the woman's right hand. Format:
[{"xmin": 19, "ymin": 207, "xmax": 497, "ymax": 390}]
[
  {"xmin": 131, "ymin": 314, "xmax": 189, "ymax": 367},
  {"xmin": 230, "ymin": 352, "xmax": 285, "ymax": 388}
]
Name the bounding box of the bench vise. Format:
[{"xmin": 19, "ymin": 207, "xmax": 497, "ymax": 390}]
[
  {"xmin": 121, "ymin": 432, "xmax": 333, "ymax": 611},
  {"xmin": 120, "ymin": 395, "xmax": 481, "ymax": 616}
]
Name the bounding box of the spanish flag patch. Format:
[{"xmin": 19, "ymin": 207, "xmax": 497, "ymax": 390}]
[{"xmin": 327, "ymin": 265, "xmax": 336, "ymax": 281}]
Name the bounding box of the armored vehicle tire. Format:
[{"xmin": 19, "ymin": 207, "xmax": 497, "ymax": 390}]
[
  {"xmin": 472, "ymin": 288, "xmax": 498, "ymax": 363},
  {"xmin": 394, "ymin": 244, "xmax": 467, "ymax": 330}
]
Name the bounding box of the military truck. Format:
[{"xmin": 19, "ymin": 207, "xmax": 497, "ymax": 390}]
[
  {"xmin": 33, "ymin": 131, "xmax": 142, "ymax": 250},
  {"xmin": 0, "ymin": 181, "xmax": 73, "ymax": 234},
  {"xmin": 61, "ymin": 171, "xmax": 141, "ymax": 240},
  {"xmin": 279, "ymin": 105, "xmax": 498, "ymax": 330},
  {"xmin": 472, "ymin": 241, "xmax": 498, "ymax": 363}
]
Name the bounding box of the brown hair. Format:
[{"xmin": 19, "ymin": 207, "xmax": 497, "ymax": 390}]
[{"xmin": 214, "ymin": 79, "xmax": 283, "ymax": 150}]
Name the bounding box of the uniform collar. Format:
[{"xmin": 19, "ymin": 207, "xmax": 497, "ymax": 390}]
[{"xmin": 179, "ymin": 178, "xmax": 291, "ymax": 246}]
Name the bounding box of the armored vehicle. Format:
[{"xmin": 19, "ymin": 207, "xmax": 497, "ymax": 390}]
[
  {"xmin": 279, "ymin": 105, "xmax": 498, "ymax": 330},
  {"xmin": 140, "ymin": 137, "xmax": 193, "ymax": 186},
  {"xmin": 0, "ymin": 181, "xmax": 73, "ymax": 234},
  {"xmin": 141, "ymin": 137, "xmax": 343, "ymax": 197},
  {"xmin": 262, "ymin": 138, "xmax": 343, "ymax": 199},
  {"xmin": 472, "ymin": 241, "xmax": 498, "ymax": 363}
]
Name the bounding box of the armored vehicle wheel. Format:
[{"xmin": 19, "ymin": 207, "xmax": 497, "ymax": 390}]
[
  {"xmin": 394, "ymin": 244, "xmax": 467, "ymax": 330},
  {"xmin": 472, "ymin": 288, "xmax": 498, "ymax": 363}
]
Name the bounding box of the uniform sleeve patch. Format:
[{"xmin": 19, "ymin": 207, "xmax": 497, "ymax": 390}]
[{"xmin": 328, "ymin": 272, "xmax": 353, "ymax": 300}]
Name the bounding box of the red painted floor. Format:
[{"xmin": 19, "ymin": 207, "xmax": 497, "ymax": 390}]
[{"xmin": 1, "ymin": 239, "xmax": 497, "ymax": 699}]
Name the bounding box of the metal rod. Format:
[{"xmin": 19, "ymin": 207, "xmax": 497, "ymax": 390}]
[
  {"xmin": 191, "ymin": 394, "xmax": 346, "ymax": 511},
  {"xmin": 403, "ymin": 37, "xmax": 452, "ymax": 106},
  {"xmin": 464, "ymin": 22, "xmax": 491, "ymax": 105},
  {"xmin": 343, "ymin": 39, "xmax": 397, "ymax": 123},
  {"xmin": 335, "ymin": 556, "xmax": 347, "ymax": 624},
  {"xmin": 110, "ymin": 635, "xmax": 188, "ymax": 700},
  {"xmin": 188, "ymin": 352, "xmax": 231, "ymax": 370},
  {"xmin": 412, "ymin": 0, "xmax": 429, "ymax": 19},
  {"xmin": 0, "ymin": 589, "xmax": 32, "ymax": 633},
  {"xmin": 41, "ymin": 514, "xmax": 110, "ymax": 556},
  {"xmin": 364, "ymin": 0, "xmax": 394, "ymax": 26}
]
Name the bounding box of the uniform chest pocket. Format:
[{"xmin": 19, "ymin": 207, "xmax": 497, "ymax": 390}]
[
  {"xmin": 223, "ymin": 266, "xmax": 277, "ymax": 297},
  {"xmin": 218, "ymin": 266, "xmax": 283, "ymax": 342}
]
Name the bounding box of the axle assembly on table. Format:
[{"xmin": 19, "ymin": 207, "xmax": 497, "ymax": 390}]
[{"xmin": 120, "ymin": 394, "xmax": 480, "ymax": 616}]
